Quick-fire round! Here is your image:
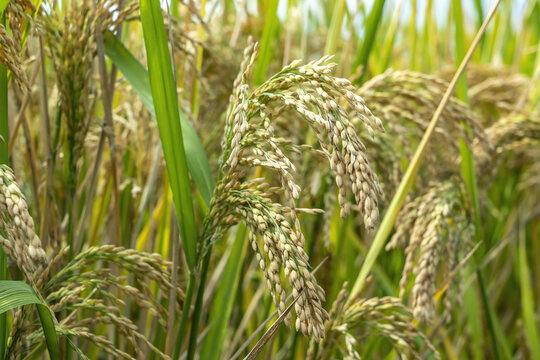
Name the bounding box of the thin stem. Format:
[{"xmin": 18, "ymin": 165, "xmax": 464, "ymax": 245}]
[
  {"xmin": 7, "ymin": 63, "xmax": 40, "ymax": 154},
  {"xmin": 167, "ymin": 206, "xmax": 179, "ymax": 355},
  {"xmin": 173, "ymin": 272, "xmax": 196, "ymax": 360},
  {"xmin": 352, "ymin": 0, "xmax": 386, "ymax": 84},
  {"xmin": 187, "ymin": 245, "xmax": 213, "ymax": 360},
  {"xmin": 477, "ymin": 270, "xmax": 501, "ymax": 360},
  {"xmin": 38, "ymin": 36, "xmax": 55, "ymax": 247},
  {"xmin": 191, "ymin": 0, "xmax": 206, "ymax": 119},
  {"xmin": 95, "ymin": 13, "xmax": 121, "ymax": 247}
]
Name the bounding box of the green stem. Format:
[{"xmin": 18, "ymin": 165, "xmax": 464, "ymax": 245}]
[
  {"xmin": 191, "ymin": 0, "xmax": 205, "ymax": 119},
  {"xmin": 36, "ymin": 304, "xmax": 62, "ymax": 360},
  {"xmin": 477, "ymin": 270, "xmax": 500, "ymax": 360},
  {"xmin": 173, "ymin": 272, "xmax": 195, "ymax": 360},
  {"xmin": 324, "ymin": 0, "xmax": 346, "ymax": 56},
  {"xmin": 452, "ymin": 3, "xmax": 506, "ymax": 357},
  {"xmin": 452, "ymin": 0, "xmax": 469, "ymax": 102},
  {"xmin": 186, "ymin": 246, "xmax": 213, "ymax": 360},
  {"xmin": 352, "ymin": 0, "xmax": 386, "ymax": 84}
]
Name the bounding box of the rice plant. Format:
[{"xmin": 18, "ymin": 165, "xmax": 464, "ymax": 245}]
[{"xmin": 0, "ymin": 0, "xmax": 539, "ymax": 359}]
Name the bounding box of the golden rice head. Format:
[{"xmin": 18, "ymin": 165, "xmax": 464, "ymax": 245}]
[
  {"xmin": 0, "ymin": 0, "xmax": 35, "ymax": 91},
  {"xmin": 359, "ymin": 70, "xmax": 492, "ymax": 192},
  {"xmin": 205, "ymin": 41, "xmax": 384, "ymax": 341},
  {"xmin": 337, "ymin": 296, "xmax": 440, "ymax": 359},
  {"xmin": 0, "ymin": 165, "xmax": 47, "ymax": 279},
  {"xmin": 386, "ymin": 180, "xmax": 473, "ymax": 324}
]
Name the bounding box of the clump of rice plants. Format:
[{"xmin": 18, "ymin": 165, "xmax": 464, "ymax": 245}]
[{"xmin": 0, "ymin": 0, "xmax": 538, "ymax": 359}]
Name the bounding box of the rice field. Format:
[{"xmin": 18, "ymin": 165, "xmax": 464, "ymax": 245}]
[{"xmin": 0, "ymin": 0, "xmax": 539, "ymax": 359}]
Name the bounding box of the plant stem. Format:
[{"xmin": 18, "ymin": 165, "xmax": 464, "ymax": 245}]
[
  {"xmin": 352, "ymin": 0, "xmax": 386, "ymax": 84},
  {"xmin": 191, "ymin": 0, "xmax": 205, "ymax": 120},
  {"xmin": 173, "ymin": 272, "xmax": 195, "ymax": 360},
  {"xmin": 186, "ymin": 245, "xmax": 213, "ymax": 360},
  {"xmin": 324, "ymin": 0, "xmax": 346, "ymax": 56},
  {"xmin": 477, "ymin": 270, "xmax": 501, "ymax": 360}
]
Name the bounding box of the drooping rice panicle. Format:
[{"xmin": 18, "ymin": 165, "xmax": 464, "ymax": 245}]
[
  {"xmin": 0, "ymin": 165, "xmax": 47, "ymax": 278},
  {"xmin": 202, "ymin": 41, "xmax": 384, "ymax": 341},
  {"xmin": 387, "ymin": 180, "xmax": 474, "ymax": 324}
]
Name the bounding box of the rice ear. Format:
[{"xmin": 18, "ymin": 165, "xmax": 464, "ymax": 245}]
[{"xmin": 204, "ymin": 42, "xmax": 384, "ymax": 341}]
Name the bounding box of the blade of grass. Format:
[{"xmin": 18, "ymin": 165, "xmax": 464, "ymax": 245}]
[
  {"xmin": 453, "ymin": 1, "xmax": 487, "ymax": 342},
  {"xmin": 95, "ymin": 8, "xmax": 121, "ymax": 246},
  {"xmin": 352, "ymin": 0, "xmax": 386, "ymax": 84},
  {"xmin": 473, "ymin": 0, "xmax": 484, "ymax": 30},
  {"xmin": 173, "ymin": 273, "xmax": 195, "ymax": 360},
  {"xmin": 0, "ymin": 281, "xmax": 45, "ymax": 314},
  {"xmin": 477, "ymin": 270, "xmax": 512, "ymax": 359},
  {"xmin": 253, "ymin": 0, "xmax": 280, "ymax": 85},
  {"xmin": 139, "ymin": 7, "xmax": 201, "ymax": 356},
  {"xmin": 35, "ymin": 304, "xmax": 61, "ymax": 360},
  {"xmin": 452, "ymin": 0, "xmax": 469, "ymax": 102},
  {"xmin": 463, "ymin": 282, "xmax": 484, "ymax": 359},
  {"xmin": 0, "ymin": 1, "xmax": 8, "ymax": 13},
  {"xmin": 409, "ymin": 0, "xmax": 417, "ymax": 70},
  {"xmin": 379, "ymin": 0, "xmax": 404, "ymax": 72},
  {"xmin": 137, "ymin": 0, "xmax": 199, "ymax": 267},
  {"xmin": 452, "ymin": 3, "xmax": 512, "ymax": 357},
  {"xmin": 518, "ymin": 214, "xmax": 540, "ymax": 359},
  {"xmin": 0, "ymin": 281, "xmax": 60, "ymax": 359},
  {"xmin": 199, "ymin": 224, "xmax": 247, "ymax": 360},
  {"xmin": 423, "ymin": 0, "xmax": 437, "ymax": 71},
  {"xmin": 104, "ymin": 31, "xmax": 214, "ymax": 205},
  {"xmin": 186, "ymin": 245, "xmax": 213, "ymax": 360},
  {"xmin": 324, "ymin": 0, "xmax": 346, "ymax": 56},
  {"xmin": 483, "ymin": 0, "xmax": 502, "ymax": 63},
  {"xmin": 37, "ymin": 36, "xmax": 55, "ymax": 248},
  {"xmin": 346, "ymin": 0, "xmax": 502, "ymax": 305},
  {"xmin": 190, "ymin": 0, "xmax": 205, "ymax": 119}
]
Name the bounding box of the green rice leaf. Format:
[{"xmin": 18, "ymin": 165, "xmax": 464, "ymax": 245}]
[
  {"xmin": 253, "ymin": 0, "xmax": 280, "ymax": 84},
  {"xmin": 0, "ymin": 281, "xmax": 43, "ymax": 313},
  {"xmin": 324, "ymin": 0, "xmax": 346, "ymax": 56},
  {"xmin": 518, "ymin": 227, "xmax": 540, "ymax": 359},
  {"xmin": 104, "ymin": 31, "xmax": 214, "ymax": 206},
  {"xmin": 0, "ymin": 281, "xmax": 60, "ymax": 360},
  {"xmin": 352, "ymin": 0, "xmax": 386, "ymax": 83},
  {"xmin": 0, "ymin": 1, "xmax": 8, "ymax": 13},
  {"xmin": 139, "ymin": 0, "xmax": 199, "ymax": 269}
]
